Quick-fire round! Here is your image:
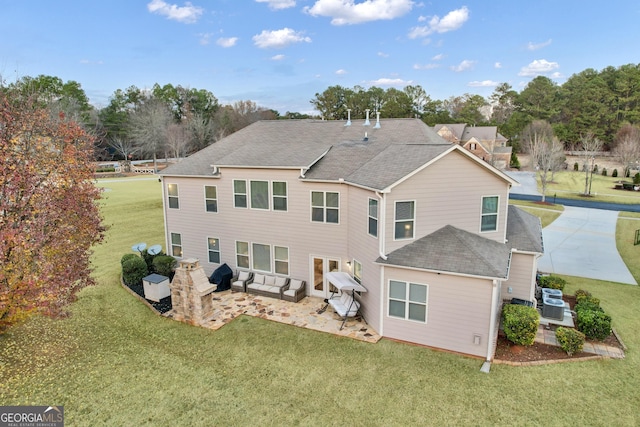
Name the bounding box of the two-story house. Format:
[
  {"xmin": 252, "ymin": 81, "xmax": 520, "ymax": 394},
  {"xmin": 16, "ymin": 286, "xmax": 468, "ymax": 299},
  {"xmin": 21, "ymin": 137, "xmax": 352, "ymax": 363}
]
[
  {"xmin": 159, "ymin": 118, "xmax": 543, "ymax": 364},
  {"xmin": 434, "ymin": 124, "xmax": 512, "ymax": 169}
]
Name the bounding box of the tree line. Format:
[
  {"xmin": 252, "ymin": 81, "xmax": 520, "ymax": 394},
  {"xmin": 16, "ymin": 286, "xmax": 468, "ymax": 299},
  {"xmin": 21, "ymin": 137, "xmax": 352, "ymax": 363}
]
[{"xmin": 2, "ymin": 63, "xmax": 639, "ymax": 162}]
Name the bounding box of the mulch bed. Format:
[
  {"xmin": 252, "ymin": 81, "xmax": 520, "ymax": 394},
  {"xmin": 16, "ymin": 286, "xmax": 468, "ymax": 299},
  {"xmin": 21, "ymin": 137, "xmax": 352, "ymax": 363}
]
[{"xmin": 126, "ymin": 282, "xmax": 172, "ymax": 314}]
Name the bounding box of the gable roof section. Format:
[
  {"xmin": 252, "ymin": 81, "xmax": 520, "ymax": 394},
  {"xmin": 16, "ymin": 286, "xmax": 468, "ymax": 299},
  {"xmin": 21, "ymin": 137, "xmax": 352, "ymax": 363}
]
[
  {"xmin": 506, "ymin": 205, "xmax": 544, "ymax": 253},
  {"xmin": 377, "ymin": 225, "xmax": 511, "ymax": 279},
  {"xmin": 462, "ymin": 126, "xmax": 500, "ymax": 143},
  {"xmin": 434, "ymin": 123, "xmax": 466, "ymax": 142}
]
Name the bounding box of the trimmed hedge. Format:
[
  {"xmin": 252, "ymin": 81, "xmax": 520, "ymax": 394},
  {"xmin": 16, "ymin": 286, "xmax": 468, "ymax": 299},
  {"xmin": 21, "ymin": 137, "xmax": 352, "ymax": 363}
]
[
  {"xmin": 502, "ymin": 304, "xmax": 539, "ymax": 346},
  {"xmin": 555, "ymin": 327, "xmax": 585, "ymax": 356},
  {"xmin": 538, "ymin": 275, "xmax": 566, "ymax": 291},
  {"xmin": 153, "ymin": 255, "xmax": 177, "ymax": 277},
  {"xmin": 121, "ymin": 253, "xmax": 139, "ymax": 266},
  {"xmin": 576, "ymin": 309, "xmax": 612, "ymax": 341},
  {"xmin": 122, "ymin": 256, "xmax": 148, "ymax": 287}
]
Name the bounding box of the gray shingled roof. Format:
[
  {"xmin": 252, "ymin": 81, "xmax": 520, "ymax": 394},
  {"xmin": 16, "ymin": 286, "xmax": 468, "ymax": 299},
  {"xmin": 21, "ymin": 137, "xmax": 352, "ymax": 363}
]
[
  {"xmin": 161, "ymin": 118, "xmax": 453, "ymax": 190},
  {"xmin": 378, "ymin": 225, "xmax": 511, "ymax": 279},
  {"xmin": 434, "ymin": 123, "xmax": 467, "ymax": 141},
  {"xmin": 506, "ymin": 205, "xmax": 544, "ymax": 253}
]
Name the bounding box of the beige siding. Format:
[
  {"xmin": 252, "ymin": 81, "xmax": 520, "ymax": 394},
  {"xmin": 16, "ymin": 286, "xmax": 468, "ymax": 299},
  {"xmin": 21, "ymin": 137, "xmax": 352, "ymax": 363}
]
[
  {"xmin": 502, "ymin": 252, "xmax": 537, "ymax": 302},
  {"xmin": 382, "ymin": 267, "xmax": 494, "ymax": 358},
  {"xmin": 163, "ymin": 170, "xmax": 352, "ymax": 290},
  {"xmin": 384, "ymin": 150, "xmax": 510, "ymax": 254}
]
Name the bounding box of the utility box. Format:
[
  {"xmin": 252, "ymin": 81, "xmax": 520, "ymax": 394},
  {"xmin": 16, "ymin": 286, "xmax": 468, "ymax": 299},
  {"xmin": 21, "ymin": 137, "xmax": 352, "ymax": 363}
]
[{"xmin": 143, "ymin": 273, "xmax": 171, "ymax": 302}]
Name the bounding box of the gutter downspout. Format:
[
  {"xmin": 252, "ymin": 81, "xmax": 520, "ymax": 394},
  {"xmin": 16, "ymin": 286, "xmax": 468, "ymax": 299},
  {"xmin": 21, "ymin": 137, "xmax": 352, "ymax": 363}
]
[
  {"xmin": 376, "ymin": 192, "xmax": 387, "ymax": 260},
  {"xmin": 481, "ymin": 279, "xmax": 499, "ymax": 374},
  {"xmin": 159, "ymin": 176, "xmax": 170, "ymax": 256}
]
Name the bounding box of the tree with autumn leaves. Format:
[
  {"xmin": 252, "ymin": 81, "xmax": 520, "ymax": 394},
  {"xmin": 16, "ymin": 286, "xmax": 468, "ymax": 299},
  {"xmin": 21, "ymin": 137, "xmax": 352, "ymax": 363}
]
[{"xmin": 0, "ymin": 92, "xmax": 104, "ymax": 332}]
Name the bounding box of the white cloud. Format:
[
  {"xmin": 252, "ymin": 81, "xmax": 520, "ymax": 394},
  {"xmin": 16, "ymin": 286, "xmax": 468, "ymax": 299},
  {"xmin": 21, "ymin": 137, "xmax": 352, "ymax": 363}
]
[
  {"xmin": 468, "ymin": 80, "xmax": 499, "ymax": 87},
  {"xmin": 409, "ymin": 6, "xmax": 469, "ymax": 38},
  {"xmin": 494, "ymin": 62, "xmax": 502, "ymax": 69},
  {"xmin": 450, "ymin": 59, "xmax": 475, "ymax": 72},
  {"xmin": 378, "ymin": 51, "xmax": 389, "ymax": 58},
  {"xmin": 253, "ymin": 28, "xmax": 312, "ymax": 48},
  {"xmin": 367, "ymin": 77, "xmax": 412, "ymax": 86},
  {"xmin": 199, "ymin": 33, "xmax": 213, "ymax": 45},
  {"xmin": 304, "ymin": 0, "xmax": 414, "ymax": 25},
  {"xmin": 527, "ymin": 39, "xmax": 552, "ymax": 51},
  {"xmin": 80, "ymin": 59, "xmax": 104, "ymax": 65},
  {"xmin": 256, "ymin": 0, "xmax": 296, "ymax": 9},
  {"xmin": 432, "ymin": 53, "xmax": 444, "ymax": 61},
  {"xmin": 518, "ymin": 59, "xmax": 559, "ymax": 76},
  {"xmin": 413, "ymin": 63, "xmax": 440, "ymax": 70},
  {"xmin": 217, "ymin": 37, "xmax": 238, "ymax": 48},
  {"xmin": 147, "ymin": 0, "xmax": 203, "ymax": 24},
  {"xmin": 271, "ymin": 54, "xmax": 286, "ymax": 60},
  {"xmin": 336, "ymin": 69, "xmax": 348, "ymax": 75}
]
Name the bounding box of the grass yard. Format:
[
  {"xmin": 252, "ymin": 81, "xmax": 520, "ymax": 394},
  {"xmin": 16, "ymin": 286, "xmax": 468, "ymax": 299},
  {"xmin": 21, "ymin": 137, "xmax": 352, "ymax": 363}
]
[
  {"xmin": 509, "ymin": 200, "xmax": 564, "ymax": 228},
  {"xmin": 536, "ymin": 170, "xmax": 640, "ymax": 204},
  {"xmin": 1, "ymin": 177, "xmax": 639, "ymax": 425}
]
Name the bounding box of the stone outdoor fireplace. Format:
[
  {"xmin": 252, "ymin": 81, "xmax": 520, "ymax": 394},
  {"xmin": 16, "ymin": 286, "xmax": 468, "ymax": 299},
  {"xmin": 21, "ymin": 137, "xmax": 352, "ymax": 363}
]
[{"xmin": 169, "ymin": 258, "xmax": 216, "ymax": 325}]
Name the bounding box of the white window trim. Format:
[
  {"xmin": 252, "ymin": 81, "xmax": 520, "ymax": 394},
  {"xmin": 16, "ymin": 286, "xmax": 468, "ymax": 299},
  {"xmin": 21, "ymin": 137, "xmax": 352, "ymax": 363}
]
[
  {"xmin": 272, "ymin": 181, "xmax": 288, "ymax": 212},
  {"xmin": 274, "ymin": 245, "xmax": 290, "ymax": 276},
  {"xmin": 167, "ymin": 183, "xmax": 180, "ymax": 210},
  {"xmin": 233, "ymin": 179, "xmax": 248, "ymax": 209},
  {"xmin": 170, "ymin": 232, "xmax": 183, "ymax": 258},
  {"xmin": 368, "ymin": 197, "xmax": 378, "ymax": 238},
  {"xmin": 393, "ymin": 200, "xmax": 416, "ymax": 241},
  {"xmin": 235, "ymin": 240, "xmax": 250, "ymax": 270},
  {"xmin": 250, "ymin": 180, "xmax": 270, "ymax": 211},
  {"xmin": 207, "ymin": 236, "xmax": 220, "ymax": 264},
  {"xmin": 310, "ymin": 191, "xmax": 340, "ymax": 224},
  {"xmin": 387, "ymin": 280, "xmax": 428, "ymax": 324},
  {"xmin": 204, "ymin": 185, "xmax": 218, "ymax": 213},
  {"xmin": 480, "ymin": 195, "xmax": 500, "ymax": 233},
  {"xmin": 353, "ymin": 259, "xmax": 362, "ymax": 284}
]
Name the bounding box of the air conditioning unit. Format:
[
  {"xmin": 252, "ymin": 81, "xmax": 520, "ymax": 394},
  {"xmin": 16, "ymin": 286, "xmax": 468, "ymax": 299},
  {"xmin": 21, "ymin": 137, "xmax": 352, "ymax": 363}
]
[{"xmin": 542, "ymin": 296, "xmax": 565, "ymax": 320}]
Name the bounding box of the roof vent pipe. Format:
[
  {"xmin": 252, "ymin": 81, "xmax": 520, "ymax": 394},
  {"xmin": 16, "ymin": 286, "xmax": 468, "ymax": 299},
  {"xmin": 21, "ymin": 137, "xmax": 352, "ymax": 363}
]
[
  {"xmin": 364, "ymin": 109, "xmax": 370, "ymax": 126},
  {"xmin": 345, "ymin": 108, "xmax": 352, "ymax": 126},
  {"xmin": 374, "ymin": 111, "xmax": 381, "ymax": 129}
]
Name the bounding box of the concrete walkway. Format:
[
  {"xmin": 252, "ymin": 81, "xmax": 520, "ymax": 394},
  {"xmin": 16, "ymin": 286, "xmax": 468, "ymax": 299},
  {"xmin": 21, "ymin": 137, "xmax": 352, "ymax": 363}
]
[{"xmin": 538, "ymin": 206, "xmax": 637, "ymax": 285}]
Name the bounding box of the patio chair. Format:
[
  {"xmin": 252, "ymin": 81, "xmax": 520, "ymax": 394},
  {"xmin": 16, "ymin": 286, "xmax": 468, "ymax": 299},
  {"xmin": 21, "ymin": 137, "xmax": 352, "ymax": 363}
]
[
  {"xmin": 231, "ymin": 271, "xmax": 253, "ymax": 292},
  {"xmin": 282, "ymin": 279, "xmax": 306, "ymax": 302}
]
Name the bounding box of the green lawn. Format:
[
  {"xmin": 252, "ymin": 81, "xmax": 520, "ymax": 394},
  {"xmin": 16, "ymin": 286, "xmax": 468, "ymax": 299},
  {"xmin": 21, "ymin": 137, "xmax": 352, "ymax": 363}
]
[
  {"xmin": 509, "ymin": 200, "xmax": 564, "ymax": 228},
  {"xmin": 1, "ymin": 177, "xmax": 640, "ymax": 426},
  {"xmin": 537, "ymin": 170, "xmax": 640, "ymax": 204}
]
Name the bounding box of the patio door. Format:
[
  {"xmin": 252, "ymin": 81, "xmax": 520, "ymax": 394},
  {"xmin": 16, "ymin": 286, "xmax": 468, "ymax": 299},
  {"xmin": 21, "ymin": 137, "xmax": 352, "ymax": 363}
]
[{"xmin": 311, "ymin": 256, "xmax": 340, "ymax": 298}]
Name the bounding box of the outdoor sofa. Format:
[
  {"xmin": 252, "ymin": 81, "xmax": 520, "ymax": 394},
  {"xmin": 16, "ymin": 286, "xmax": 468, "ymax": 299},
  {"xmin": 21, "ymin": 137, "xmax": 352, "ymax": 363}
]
[{"xmin": 231, "ymin": 271, "xmax": 306, "ymax": 302}]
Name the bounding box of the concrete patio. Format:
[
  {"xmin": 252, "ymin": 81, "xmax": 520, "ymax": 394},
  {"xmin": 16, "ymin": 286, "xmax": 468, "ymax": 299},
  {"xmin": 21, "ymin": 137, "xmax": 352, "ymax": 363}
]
[{"xmin": 163, "ymin": 290, "xmax": 382, "ymax": 343}]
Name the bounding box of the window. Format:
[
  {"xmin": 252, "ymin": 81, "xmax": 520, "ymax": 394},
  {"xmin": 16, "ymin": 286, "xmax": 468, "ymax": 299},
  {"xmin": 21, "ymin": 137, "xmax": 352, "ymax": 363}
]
[
  {"xmin": 274, "ymin": 246, "xmax": 289, "ymax": 275},
  {"xmin": 481, "ymin": 196, "xmax": 499, "ymax": 232},
  {"xmin": 234, "ymin": 180, "xmax": 247, "ymax": 208},
  {"xmin": 311, "ymin": 191, "xmax": 339, "ymax": 224},
  {"xmin": 250, "ymin": 180, "xmax": 269, "ymax": 210},
  {"xmin": 207, "ymin": 237, "xmax": 220, "ymax": 264},
  {"xmin": 388, "ymin": 280, "xmax": 427, "ymax": 322},
  {"xmin": 394, "ymin": 201, "xmax": 415, "ymax": 240},
  {"xmin": 470, "ymin": 143, "xmax": 477, "ymax": 151},
  {"xmin": 204, "ymin": 186, "xmax": 217, "ymax": 212},
  {"xmin": 167, "ymin": 184, "xmax": 179, "ymax": 209},
  {"xmin": 368, "ymin": 198, "xmax": 378, "ymax": 237},
  {"xmin": 170, "ymin": 233, "xmax": 183, "ymax": 257},
  {"xmin": 353, "ymin": 259, "xmax": 362, "ymax": 284},
  {"xmin": 252, "ymin": 243, "xmax": 271, "ymax": 272},
  {"xmin": 236, "ymin": 241, "xmax": 249, "ymax": 269},
  {"xmin": 272, "ymin": 181, "xmax": 288, "ymax": 211}
]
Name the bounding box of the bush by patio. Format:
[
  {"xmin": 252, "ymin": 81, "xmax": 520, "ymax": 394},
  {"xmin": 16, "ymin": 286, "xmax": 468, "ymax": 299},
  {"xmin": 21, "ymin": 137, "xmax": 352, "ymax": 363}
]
[
  {"xmin": 152, "ymin": 255, "xmax": 177, "ymax": 278},
  {"xmin": 122, "ymin": 256, "xmax": 148, "ymax": 286},
  {"xmin": 502, "ymin": 304, "xmax": 539, "ymax": 346},
  {"xmin": 555, "ymin": 327, "xmax": 585, "ymax": 356},
  {"xmin": 576, "ymin": 309, "xmax": 612, "ymax": 341},
  {"xmin": 538, "ymin": 275, "xmax": 566, "ymax": 291}
]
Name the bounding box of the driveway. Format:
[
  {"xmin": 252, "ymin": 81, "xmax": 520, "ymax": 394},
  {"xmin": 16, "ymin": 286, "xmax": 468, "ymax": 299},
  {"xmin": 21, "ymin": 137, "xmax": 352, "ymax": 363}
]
[
  {"xmin": 538, "ymin": 206, "xmax": 637, "ymax": 285},
  {"xmin": 505, "ymin": 171, "xmax": 541, "ymax": 196}
]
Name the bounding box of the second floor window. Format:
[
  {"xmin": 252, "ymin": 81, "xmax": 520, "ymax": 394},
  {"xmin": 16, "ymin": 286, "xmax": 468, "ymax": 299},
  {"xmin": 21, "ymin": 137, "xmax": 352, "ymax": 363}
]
[
  {"xmin": 167, "ymin": 183, "xmax": 179, "ymax": 209},
  {"xmin": 394, "ymin": 201, "xmax": 415, "ymax": 240},
  {"xmin": 368, "ymin": 198, "xmax": 378, "ymax": 237},
  {"xmin": 272, "ymin": 181, "xmax": 288, "ymax": 211},
  {"xmin": 204, "ymin": 185, "xmax": 217, "ymax": 212},
  {"xmin": 481, "ymin": 196, "xmax": 499, "ymax": 232},
  {"xmin": 234, "ymin": 180, "xmax": 247, "ymax": 208},
  {"xmin": 311, "ymin": 191, "xmax": 339, "ymax": 224},
  {"xmin": 250, "ymin": 180, "xmax": 269, "ymax": 210}
]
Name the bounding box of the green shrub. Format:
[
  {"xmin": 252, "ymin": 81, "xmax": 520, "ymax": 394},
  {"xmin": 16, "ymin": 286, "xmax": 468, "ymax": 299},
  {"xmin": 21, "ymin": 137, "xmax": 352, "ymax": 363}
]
[
  {"xmin": 152, "ymin": 255, "xmax": 177, "ymax": 277},
  {"xmin": 574, "ymin": 289, "xmax": 592, "ymax": 304},
  {"xmin": 555, "ymin": 327, "xmax": 585, "ymax": 356},
  {"xmin": 121, "ymin": 253, "xmax": 139, "ymax": 266},
  {"xmin": 601, "ymin": 168, "xmax": 607, "ymax": 176},
  {"xmin": 502, "ymin": 304, "xmax": 539, "ymax": 346},
  {"xmin": 592, "ymin": 164, "xmax": 598, "ymax": 174},
  {"xmin": 122, "ymin": 256, "xmax": 148, "ymax": 287},
  {"xmin": 575, "ymin": 297, "xmax": 602, "ymax": 313},
  {"xmin": 576, "ymin": 309, "xmax": 612, "ymax": 341},
  {"xmin": 538, "ymin": 275, "xmax": 566, "ymax": 291},
  {"xmin": 634, "ymin": 173, "xmax": 640, "ymax": 185},
  {"xmin": 141, "ymin": 248, "xmax": 166, "ymax": 273},
  {"xmin": 510, "ymin": 151, "xmax": 521, "ymax": 169},
  {"xmin": 573, "ymin": 162, "xmax": 579, "ymax": 171},
  {"xmin": 612, "ymin": 169, "xmax": 618, "ymax": 178}
]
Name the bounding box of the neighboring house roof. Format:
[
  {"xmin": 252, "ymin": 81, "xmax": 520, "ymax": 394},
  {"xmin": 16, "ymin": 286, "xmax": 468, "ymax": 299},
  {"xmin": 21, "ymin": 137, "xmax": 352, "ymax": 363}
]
[
  {"xmin": 461, "ymin": 126, "xmax": 500, "ymax": 143},
  {"xmin": 493, "ymin": 146, "xmax": 513, "ymax": 154},
  {"xmin": 433, "ymin": 124, "xmax": 466, "ymax": 142},
  {"xmin": 377, "ymin": 225, "xmax": 511, "ymax": 279},
  {"xmin": 506, "ymin": 206, "xmax": 544, "ymax": 253},
  {"xmin": 160, "ymin": 118, "xmax": 516, "ymax": 191}
]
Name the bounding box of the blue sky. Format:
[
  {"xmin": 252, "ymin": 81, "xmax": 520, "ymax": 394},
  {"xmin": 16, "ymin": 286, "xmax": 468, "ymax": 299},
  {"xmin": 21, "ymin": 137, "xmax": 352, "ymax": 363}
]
[{"xmin": 1, "ymin": 1, "xmax": 639, "ymax": 115}]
